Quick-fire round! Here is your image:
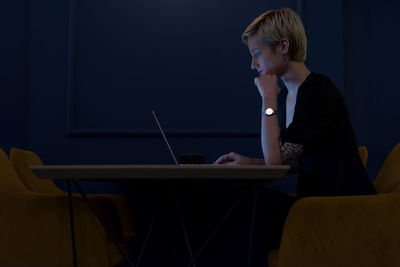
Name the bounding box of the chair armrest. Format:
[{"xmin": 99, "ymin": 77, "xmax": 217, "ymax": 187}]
[
  {"xmin": 278, "ymin": 191, "xmax": 400, "ymax": 267},
  {"xmin": 0, "ymin": 192, "xmax": 110, "ymax": 266}
]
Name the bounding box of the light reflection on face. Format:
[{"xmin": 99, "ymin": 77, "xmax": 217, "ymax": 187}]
[{"xmin": 247, "ymin": 35, "xmax": 285, "ymax": 76}]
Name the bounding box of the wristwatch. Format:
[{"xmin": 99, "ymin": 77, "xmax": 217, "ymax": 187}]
[{"xmin": 261, "ymin": 107, "xmax": 278, "ymax": 117}]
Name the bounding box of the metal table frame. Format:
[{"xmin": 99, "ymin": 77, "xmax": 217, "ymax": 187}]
[{"xmin": 31, "ymin": 164, "xmax": 289, "ymax": 267}]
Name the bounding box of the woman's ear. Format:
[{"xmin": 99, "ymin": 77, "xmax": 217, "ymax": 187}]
[{"xmin": 280, "ymin": 38, "xmax": 289, "ymax": 54}]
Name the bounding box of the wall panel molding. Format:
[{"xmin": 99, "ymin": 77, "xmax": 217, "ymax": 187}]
[{"xmin": 64, "ymin": 0, "xmax": 266, "ymax": 138}]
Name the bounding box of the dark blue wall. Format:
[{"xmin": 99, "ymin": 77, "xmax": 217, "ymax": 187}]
[
  {"xmin": 343, "ymin": 0, "xmax": 400, "ymax": 179},
  {"xmin": 0, "ymin": 1, "xmax": 29, "ymax": 151},
  {"xmin": 1, "ymin": 0, "xmax": 399, "ymax": 193}
]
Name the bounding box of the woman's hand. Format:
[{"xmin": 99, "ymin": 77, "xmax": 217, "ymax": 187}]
[
  {"xmin": 254, "ymin": 74, "xmax": 280, "ymax": 99},
  {"xmin": 213, "ymin": 152, "xmax": 256, "ymax": 165}
]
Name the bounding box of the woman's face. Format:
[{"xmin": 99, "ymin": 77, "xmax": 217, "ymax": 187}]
[{"xmin": 247, "ymin": 35, "xmax": 286, "ymax": 76}]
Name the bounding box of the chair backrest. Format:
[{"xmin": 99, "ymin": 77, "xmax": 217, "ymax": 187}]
[
  {"xmin": 278, "ymin": 190, "xmax": 400, "ymax": 267},
  {"xmin": 358, "ymin": 146, "xmax": 368, "ymax": 168},
  {"xmin": 373, "ymin": 142, "xmax": 400, "ymax": 194},
  {"xmin": 9, "ymin": 148, "xmax": 62, "ymax": 194},
  {"xmin": 0, "ymin": 148, "xmax": 31, "ymax": 193}
]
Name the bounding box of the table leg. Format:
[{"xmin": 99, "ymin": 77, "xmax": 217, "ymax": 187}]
[
  {"xmin": 72, "ymin": 179, "xmax": 134, "ymax": 267},
  {"xmin": 135, "ymin": 207, "xmax": 158, "ymax": 267},
  {"xmin": 173, "ymin": 191, "xmax": 195, "ymax": 267},
  {"xmin": 187, "ymin": 190, "xmax": 247, "ymax": 267},
  {"xmin": 247, "ymin": 186, "xmax": 259, "ymax": 267},
  {"xmin": 67, "ymin": 179, "xmax": 78, "ymax": 267}
]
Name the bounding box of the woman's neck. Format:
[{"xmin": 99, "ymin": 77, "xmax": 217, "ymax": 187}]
[{"xmin": 281, "ymin": 62, "xmax": 311, "ymax": 96}]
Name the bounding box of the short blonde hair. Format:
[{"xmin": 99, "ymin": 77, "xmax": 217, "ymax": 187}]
[{"xmin": 242, "ymin": 8, "xmax": 307, "ymax": 62}]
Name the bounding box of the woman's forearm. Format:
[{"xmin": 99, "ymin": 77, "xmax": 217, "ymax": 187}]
[
  {"xmin": 251, "ymin": 158, "xmax": 267, "ymax": 165},
  {"xmin": 261, "ymin": 97, "xmax": 283, "ymax": 165}
]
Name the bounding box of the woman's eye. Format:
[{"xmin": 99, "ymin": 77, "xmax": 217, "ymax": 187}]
[{"xmin": 254, "ymin": 51, "xmax": 261, "ymax": 57}]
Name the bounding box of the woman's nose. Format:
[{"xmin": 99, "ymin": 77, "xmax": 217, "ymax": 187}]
[{"xmin": 251, "ymin": 58, "xmax": 258, "ymax": 70}]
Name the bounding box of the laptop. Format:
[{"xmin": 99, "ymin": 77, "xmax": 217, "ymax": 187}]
[{"xmin": 152, "ymin": 111, "xmax": 207, "ymax": 165}]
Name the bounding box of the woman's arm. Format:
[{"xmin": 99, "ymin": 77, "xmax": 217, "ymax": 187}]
[
  {"xmin": 214, "ymin": 75, "xmax": 283, "ymax": 166},
  {"xmin": 256, "ymin": 74, "xmax": 283, "ymax": 165},
  {"xmin": 261, "ymin": 96, "xmax": 283, "ymax": 165},
  {"xmin": 213, "ymin": 152, "xmax": 265, "ymax": 165}
]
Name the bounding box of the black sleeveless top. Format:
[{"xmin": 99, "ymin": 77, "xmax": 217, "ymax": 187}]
[{"xmin": 278, "ymin": 73, "xmax": 376, "ymax": 197}]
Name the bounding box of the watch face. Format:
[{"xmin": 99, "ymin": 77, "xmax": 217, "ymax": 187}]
[{"xmin": 266, "ymin": 108, "xmax": 274, "ymax": 116}]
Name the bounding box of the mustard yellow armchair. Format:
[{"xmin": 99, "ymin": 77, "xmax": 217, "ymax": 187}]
[
  {"xmin": 0, "ymin": 192, "xmax": 111, "ymax": 266},
  {"xmin": 373, "ymin": 142, "xmax": 400, "ymax": 193},
  {"xmin": 276, "ymin": 191, "xmax": 400, "ymax": 267},
  {"xmin": 0, "ymin": 148, "xmax": 123, "ymax": 266},
  {"xmin": 269, "ymin": 143, "xmax": 400, "ymax": 267},
  {"xmin": 9, "ymin": 148, "xmax": 135, "ymax": 242},
  {"xmin": 358, "ymin": 145, "xmax": 368, "ymax": 168}
]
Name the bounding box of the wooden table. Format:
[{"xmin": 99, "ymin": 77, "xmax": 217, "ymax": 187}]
[
  {"xmin": 31, "ymin": 164, "xmax": 290, "ymax": 267},
  {"xmin": 30, "ymin": 164, "xmax": 290, "ymax": 180}
]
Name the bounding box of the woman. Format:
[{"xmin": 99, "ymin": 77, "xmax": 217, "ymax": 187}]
[
  {"xmin": 215, "ymin": 7, "xmax": 375, "ymax": 197},
  {"xmin": 213, "ymin": 7, "xmax": 376, "ymax": 266}
]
